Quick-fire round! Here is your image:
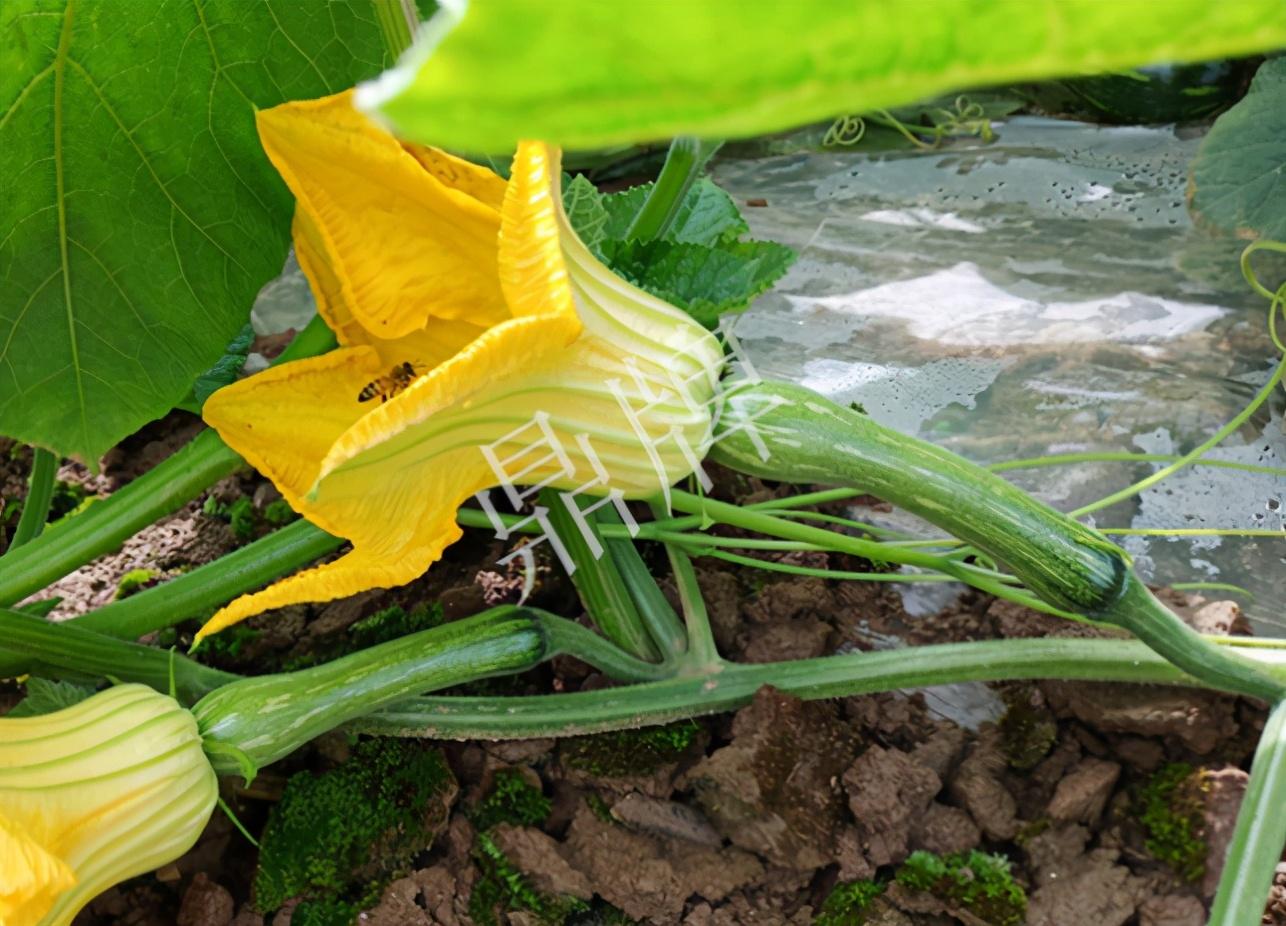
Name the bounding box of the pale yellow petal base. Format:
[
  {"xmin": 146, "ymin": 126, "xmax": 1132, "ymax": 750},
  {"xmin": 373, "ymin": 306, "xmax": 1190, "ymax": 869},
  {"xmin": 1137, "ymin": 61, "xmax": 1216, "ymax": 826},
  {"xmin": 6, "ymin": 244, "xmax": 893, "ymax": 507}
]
[{"xmin": 0, "ymin": 813, "xmax": 75, "ymax": 926}]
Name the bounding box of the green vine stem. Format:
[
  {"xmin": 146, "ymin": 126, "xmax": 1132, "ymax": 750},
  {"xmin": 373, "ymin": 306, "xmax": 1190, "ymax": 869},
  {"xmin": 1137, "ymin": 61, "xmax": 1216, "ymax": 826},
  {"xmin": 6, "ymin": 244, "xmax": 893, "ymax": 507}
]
[
  {"xmin": 371, "ymin": 0, "xmax": 417, "ymax": 58},
  {"xmin": 540, "ymin": 488, "xmax": 659, "ymax": 662},
  {"xmin": 663, "ymin": 541, "xmax": 721, "ymax": 669},
  {"xmin": 1071, "ymin": 356, "xmax": 1285, "ymax": 517},
  {"xmin": 706, "ymin": 380, "xmax": 1286, "ymax": 703},
  {"xmin": 353, "ymin": 636, "xmax": 1225, "ymax": 740},
  {"xmin": 600, "ymin": 506, "xmax": 688, "ymax": 662},
  {"xmin": 0, "ymin": 430, "xmax": 238, "ymax": 605},
  {"xmin": 0, "ymin": 607, "xmax": 237, "ymax": 703},
  {"xmin": 0, "ymin": 517, "xmax": 343, "ymax": 680},
  {"xmin": 76, "ymin": 519, "xmax": 342, "ymax": 640},
  {"xmin": 624, "ymin": 136, "xmax": 721, "ymax": 242},
  {"xmin": 0, "ymin": 314, "xmax": 337, "ymax": 607},
  {"xmin": 1208, "ymin": 698, "xmax": 1286, "ymax": 926},
  {"xmin": 8, "ymin": 448, "xmax": 58, "ymax": 550}
]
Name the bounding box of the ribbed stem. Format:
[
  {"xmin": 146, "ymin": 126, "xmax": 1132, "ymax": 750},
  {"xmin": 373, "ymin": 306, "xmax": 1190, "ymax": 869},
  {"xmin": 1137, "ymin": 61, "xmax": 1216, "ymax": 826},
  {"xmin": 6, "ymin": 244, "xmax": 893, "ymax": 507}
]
[
  {"xmin": 1111, "ymin": 579, "xmax": 1286, "ymax": 702},
  {"xmin": 0, "ymin": 520, "xmax": 342, "ymax": 679},
  {"xmin": 624, "ymin": 136, "xmax": 721, "ymax": 242},
  {"xmin": 537, "ymin": 612, "xmax": 673, "ymax": 681},
  {"xmin": 1208, "ymin": 698, "xmax": 1286, "ymax": 926},
  {"xmin": 0, "ymin": 430, "xmax": 241, "ymax": 606},
  {"xmin": 76, "ymin": 519, "xmax": 341, "ymax": 640},
  {"xmin": 372, "ymin": 0, "xmax": 416, "ymax": 57},
  {"xmin": 353, "ymin": 636, "xmax": 1206, "ymax": 740},
  {"xmin": 192, "ymin": 605, "xmax": 677, "ymax": 776},
  {"xmin": 0, "ymin": 607, "xmax": 238, "ymax": 703},
  {"xmin": 599, "ymin": 505, "xmax": 688, "ymax": 661},
  {"xmin": 664, "ymin": 543, "xmax": 720, "ymax": 668},
  {"xmin": 540, "ymin": 489, "xmax": 659, "ymax": 661},
  {"xmin": 8, "ymin": 448, "xmax": 58, "ymax": 550}
]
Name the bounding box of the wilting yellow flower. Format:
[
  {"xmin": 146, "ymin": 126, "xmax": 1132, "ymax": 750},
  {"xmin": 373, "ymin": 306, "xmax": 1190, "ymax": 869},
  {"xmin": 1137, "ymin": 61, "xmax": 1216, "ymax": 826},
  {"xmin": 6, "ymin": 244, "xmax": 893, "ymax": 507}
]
[
  {"xmin": 0, "ymin": 685, "xmax": 218, "ymax": 926},
  {"xmin": 196, "ymin": 91, "xmax": 723, "ymax": 640}
]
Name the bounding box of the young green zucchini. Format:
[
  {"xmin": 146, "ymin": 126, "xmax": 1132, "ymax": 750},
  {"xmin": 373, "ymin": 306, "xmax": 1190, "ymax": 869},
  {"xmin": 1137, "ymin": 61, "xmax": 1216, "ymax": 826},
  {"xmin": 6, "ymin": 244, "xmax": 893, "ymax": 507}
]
[
  {"xmin": 709, "ymin": 380, "xmax": 1286, "ymax": 703},
  {"xmin": 193, "ymin": 607, "xmax": 548, "ymax": 778}
]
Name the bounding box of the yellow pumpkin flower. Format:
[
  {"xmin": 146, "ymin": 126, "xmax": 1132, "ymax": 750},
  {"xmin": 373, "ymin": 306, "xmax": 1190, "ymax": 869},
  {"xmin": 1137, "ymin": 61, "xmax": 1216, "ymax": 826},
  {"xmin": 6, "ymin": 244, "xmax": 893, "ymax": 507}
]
[
  {"xmin": 196, "ymin": 91, "xmax": 723, "ymax": 640},
  {"xmin": 0, "ymin": 685, "xmax": 218, "ymax": 926}
]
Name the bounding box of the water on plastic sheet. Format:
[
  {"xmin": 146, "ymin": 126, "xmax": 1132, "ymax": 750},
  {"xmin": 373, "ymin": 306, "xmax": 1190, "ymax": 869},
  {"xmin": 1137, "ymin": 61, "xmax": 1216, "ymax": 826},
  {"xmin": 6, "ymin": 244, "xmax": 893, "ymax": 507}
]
[{"xmin": 712, "ymin": 117, "xmax": 1286, "ymax": 636}]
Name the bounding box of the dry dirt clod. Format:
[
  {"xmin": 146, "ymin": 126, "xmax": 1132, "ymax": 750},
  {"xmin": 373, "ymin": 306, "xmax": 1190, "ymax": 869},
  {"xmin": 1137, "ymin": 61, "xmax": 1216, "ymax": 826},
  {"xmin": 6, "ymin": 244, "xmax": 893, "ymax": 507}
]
[
  {"xmin": 1024, "ymin": 822, "xmax": 1091, "ymax": 887},
  {"xmin": 357, "ymin": 875, "xmax": 434, "ymax": 926},
  {"xmin": 741, "ymin": 577, "xmax": 832, "ymax": 624},
  {"xmin": 1137, "ymin": 893, "xmax": 1206, "ymax": 926},
  {"xmin": 1198, "ymin": 767, "xmax": 1249, "ymax": 899},
  {"xmin": 843, "ymin": 743, "xmax": 941, "ymax": 866},
  {"xmin": 684, "ymin": 687, "xmax": 856, "ymax": 870},
  {"xmin": 610, "ymin": 793, "xmax": 724, "ymax": 847},
  {"xmin": 1188, "ymin": 599, "xmax": 1252, "ymax": 636},
  {"xmin": 948, "ymin": 726, "xmax": 1020, "ymax": 841},
  {"xmin": 1026, "ymin": 847, "xmax": 1150, "ymax": 926},
  {"xmin": 1264, "ymin": 863, "xmax": 1286, "ymax": 925},
  {"xmin": 1039, "ymin": 681, "xmax": 1239, "ymax": 755},
  {"xmin": 176, "ymin": 874, "xmax": 234, "ymax": 926},
  {"xmin": 228, "ymin": 909, "xmax": 263, "ymax": 926},
  {"xmin": 739, "ymin": 615, "xmax": 831, "ymax": 663},
  {"xmin": 1046, "ymin": 756, "xmax": 1121, "ymax": 824},
  {"xmin": 561, "ymin": 802, "xmax": 763, "ymax": 921},
  {"xmin": 910, "ymin": 801, "xmax": 981, "ymax": 855},
  {"xmin": 909, "ymin": 721, "xmax": 967, "ymax": 781}
]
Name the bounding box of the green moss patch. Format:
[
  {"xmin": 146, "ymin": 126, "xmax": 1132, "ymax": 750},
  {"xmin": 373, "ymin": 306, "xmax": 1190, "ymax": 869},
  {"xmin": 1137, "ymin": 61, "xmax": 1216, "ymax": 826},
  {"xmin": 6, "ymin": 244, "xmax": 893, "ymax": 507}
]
[
  {"xmin": 561, "ymin": 720, "xmax": 701, "ymax": 777},
  {"xmin": 815, "ymin": 878, "xmax": 885, "ymax": 925},
  {"xmin": 896, "ymin": 850, "xmax": 1027, "ymax": 926},
  {"xmin": 473, "ymin": 767, "xmax": 552, "ymax": 832},
  {"xmin": 1136, "ymin": 762, "xmax": 1207, "ymax": 882},
  {"xmin": 254, "ymin": 738, "xmax": 456, "ymax": 915}
]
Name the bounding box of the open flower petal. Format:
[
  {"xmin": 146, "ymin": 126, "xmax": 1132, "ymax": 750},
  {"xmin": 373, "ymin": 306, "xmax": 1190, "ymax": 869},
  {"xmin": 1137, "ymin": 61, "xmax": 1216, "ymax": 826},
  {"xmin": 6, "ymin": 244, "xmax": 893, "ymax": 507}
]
[
  {"xmin": 195, "ymin": 438, "xmax": 497, "ymax": 640},
  {"xmin": 257, "ymin": 91, "xmax": 508, "ymax": 339},
  {"xmin": 498, "ymin": 141, "xmax": 578, "ymax": 323},
  {"xmin": 0, "ymin": 813, "xmax": 75, "ymax": 926},
  {"xmin": 202, "ymin": 347, "xmax": 385, "ymax": 521},
  {"xmin": 293, "ymin": 212, "xmax": 489, "ymax": 371},
  {"xmin": 198, "ymin": 98, "xmax": 725, "ymax": 637}
]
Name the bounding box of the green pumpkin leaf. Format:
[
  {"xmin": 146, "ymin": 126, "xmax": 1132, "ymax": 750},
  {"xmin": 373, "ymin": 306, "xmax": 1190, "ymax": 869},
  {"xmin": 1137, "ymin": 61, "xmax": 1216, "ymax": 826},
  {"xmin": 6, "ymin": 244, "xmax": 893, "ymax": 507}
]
[
  {"xmin": 602, "ymin": 179, "xmax": 749, "ymax": 247},
  {"xmin": 192, "ymin": 322, "xmax": 255, "ymax": 409},
  {"xmin": 1188, "ymin": 58, "xmax": 1286, "ymax": 241},
  {"xmin": 561, "ymin": 174, "xmax": 610, "ymax": 253},
  {"xmin": 8, "ymin": 677, "xmax": 96, "ymax": 717},
  {"xmin": 600, "ymin": 238, "xmax": 796, "ymax": 329},
  {"xmin": 0, "ymin": 1, "xmax": 393, "ymax": 463},
  {"xmin": 365, "ymin": 0, "xmax": 1286, "ymax": 152}
]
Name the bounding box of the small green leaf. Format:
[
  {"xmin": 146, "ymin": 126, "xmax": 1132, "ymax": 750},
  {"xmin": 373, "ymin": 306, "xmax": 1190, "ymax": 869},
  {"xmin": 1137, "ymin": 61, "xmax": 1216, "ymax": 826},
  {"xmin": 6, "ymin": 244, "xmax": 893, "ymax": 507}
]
[
  {"xmin": 192, "ymin": 323, "xmax": 255, "ymax": 409},
  {"xmin": 367, "ymin": 0, "xmax": 1286, "ymax": 152},
  {"xmin": 600, "ymin": 238, "xmax": 796, "ymax": 329},
  {"xmin": 561, "ymin": 174, "xmax": 609, "ymax": 253},
  {"xmin": 602, "ymin": 179, "xmax": 748, "ymax": 246},
  {"xmin": 1189, "ymin": 58, "xmax": 1286, "ymax": 241},
  {"xmin": 9, "ymin": 677, "xmax": 96, "ymax": 717},
  {"xmin": 16, "ymin": 597, "xmax": 61, "ymax": 618}
]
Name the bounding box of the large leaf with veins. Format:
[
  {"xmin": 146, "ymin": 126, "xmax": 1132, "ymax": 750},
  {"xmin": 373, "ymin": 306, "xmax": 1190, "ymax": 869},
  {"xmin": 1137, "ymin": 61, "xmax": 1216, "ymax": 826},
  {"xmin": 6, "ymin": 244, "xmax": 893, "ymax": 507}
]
[
  {"xmin": 1189, "ymin": 58, "xmax": 1286, "ymax": 242},
  {"xmin": 0, "ymin": 0, "xmax": 392, "ymax": 462},
  {"xmin": 366, "ymin": 0, "xmax": 1286, "ymax": 153}
]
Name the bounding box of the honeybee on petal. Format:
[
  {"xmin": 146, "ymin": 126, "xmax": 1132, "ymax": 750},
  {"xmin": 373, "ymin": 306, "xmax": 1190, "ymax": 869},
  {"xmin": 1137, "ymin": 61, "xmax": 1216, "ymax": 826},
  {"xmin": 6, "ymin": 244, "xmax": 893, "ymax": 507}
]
[{"xmin": 357, "ymin": 361, "xmax": 421, "ymax": 403}]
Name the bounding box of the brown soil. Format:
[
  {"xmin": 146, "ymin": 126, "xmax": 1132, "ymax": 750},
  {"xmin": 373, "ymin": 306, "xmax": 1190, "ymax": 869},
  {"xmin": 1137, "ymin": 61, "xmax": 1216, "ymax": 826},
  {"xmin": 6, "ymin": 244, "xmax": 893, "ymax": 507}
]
[{"xmin": 6, "ymin": 440, "xmax": 1284, "ymax": 926}]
